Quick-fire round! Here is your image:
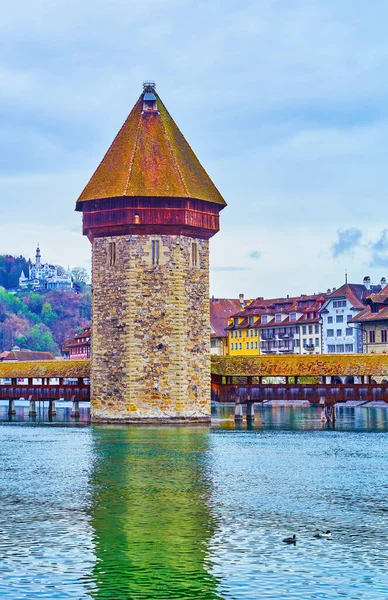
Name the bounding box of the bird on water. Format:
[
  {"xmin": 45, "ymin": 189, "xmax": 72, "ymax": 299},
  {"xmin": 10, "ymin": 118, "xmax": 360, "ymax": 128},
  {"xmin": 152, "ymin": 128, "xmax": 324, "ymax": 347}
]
[
  {"xmin": 283, "ymin": 534, "xmax": 297, "ymax": 544},
  {"xmin": 314, "ymin": 530, "xmax": 332, "ymax": 539}
]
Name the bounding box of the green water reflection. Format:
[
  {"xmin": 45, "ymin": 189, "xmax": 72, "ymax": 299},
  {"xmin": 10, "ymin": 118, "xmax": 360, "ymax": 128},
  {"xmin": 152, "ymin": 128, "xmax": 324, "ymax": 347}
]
[{"xmin": 88, "ymin": 426, "xmax": 223, "ymax": 600}]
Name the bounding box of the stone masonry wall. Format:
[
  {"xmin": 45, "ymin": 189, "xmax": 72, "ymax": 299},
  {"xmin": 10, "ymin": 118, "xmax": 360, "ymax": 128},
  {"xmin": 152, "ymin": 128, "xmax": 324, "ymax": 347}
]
[{"xmin": 91, "ymin": 234, "xmax": 210, "ymax": 422}]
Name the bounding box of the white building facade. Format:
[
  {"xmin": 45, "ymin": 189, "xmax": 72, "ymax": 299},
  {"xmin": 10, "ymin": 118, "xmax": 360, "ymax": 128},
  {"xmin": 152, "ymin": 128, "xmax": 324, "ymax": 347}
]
[
  {"xmin": 319, "ymin": 281, "xmax": 381, "ymax": 354},
  {"xmin": 19, "ymin": 246, "xmax": 73, "ymax": 291}
]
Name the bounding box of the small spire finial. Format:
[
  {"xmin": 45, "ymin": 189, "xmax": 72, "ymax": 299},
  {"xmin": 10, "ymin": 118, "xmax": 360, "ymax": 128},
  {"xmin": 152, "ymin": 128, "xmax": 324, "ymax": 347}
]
[
  {"xmin": 143, "ymin": 80, "xmax": 156, "ymax": 92},
  {"xmin": 345, "ymin": 270, "xmax": 348, "ymax": 284}
]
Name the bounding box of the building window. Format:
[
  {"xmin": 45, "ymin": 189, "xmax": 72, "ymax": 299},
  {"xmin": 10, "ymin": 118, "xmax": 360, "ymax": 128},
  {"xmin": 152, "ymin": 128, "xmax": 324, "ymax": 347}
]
[
  {"xmin": 345, "ymin": 344, "xmax": 354, "ymax": 352},
  {"xmin": 369, "ymin": 330, "xmax": 376, "ymax": 344},
  {"xmin": 308, "ymin": 325, "xmax": 313, "ymax": 334},
  {"xmin": 234, "ymin": 318, "xmax": 238, "ymax": 326},
  {"xmin": 246, "ymin": 342, "xmax": 249, "ymax": 349},
  {"xmin": 328, "ymin": 344, "xmax": 335, "ymax": 353},
  {"xmin": 290, "ymin": 313, "xmax": 296, "ymax": 321},
  {"xmin": 315, "ymin": 325, "xmax": 319, "ymax": 334},
  {"xmin": 239, "ymin": 331, "xmax": 242, "ymax": 338},
  {"xmin": 249, "ymin": 316, "xmax": 254, "ymax": 325},
  {"xmin": 382, "ymin": 330, "xmax": 387, "ymax": 343},
  {"xmin": 336, "ymin": 315, "xmax": 344, "ymax": 323},
  {"xmin": 336, "ymin": 344, "xmax": 345, "ymax": 352},
  {"xmin": 327, "ymin": 329, "xmax": 334, "ymax": 337},
  {"xmin": 346, "ymin": 328, "xmax": 353, "ymax": 336},
  {"xmin": 255, "ymin": 342, "xmax": 258, "ymax": 349},
  {"xmin": 315, "ymin": 338, "xmax": 319, "ymax": 346},
  {"xmin": 261, "ymin": 315, "xmax": 268, "ymax": 324},
  {"xmin": 152, "ymin": 240, "xmax": 160, "ymax": 265},
  {"xmin": 337, "ymin": 329, "xmax": 342, "ymax": 336},
  {"xmin": 328, "ymin": 316, "xmax": 333, "ymax": 324},
  {"xmin": 302, "ymin": 325, "xmax": 306, "ymax": 334},
  {"xmin": 275, "ymin": 314, "xmax": 282, "ymax": 322},
  {"xmin": 192, "ymin": 242, "xmax": 198, "ymax": 267},
  {"xmin": 239, "ymin": 343, "xmax": 242, "ymax": 350},
  {"xmin": 347, "ymin": 315, "xmax": 353, "ymax": 322},
  {"xmin": 231, "ymin": 343, "xmax": 234, "ymax": 350},
  {"xmin": 255, "ymin": 330, "xmax": 258, "ymax": 336},
  {"xmin": 250, "ymin": 342, "xmax": 253, "ymax": 349},
  {"xmin": 108, "ymin": 242, "xmax": 116, "ymax": 266}
]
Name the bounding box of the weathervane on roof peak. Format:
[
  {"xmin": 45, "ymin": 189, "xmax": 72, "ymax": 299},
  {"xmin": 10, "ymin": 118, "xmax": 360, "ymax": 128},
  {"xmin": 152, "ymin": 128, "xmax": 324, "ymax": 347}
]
[{"xmin": 143, "ymin": 80, "xmax": 156, "ymax": 92}]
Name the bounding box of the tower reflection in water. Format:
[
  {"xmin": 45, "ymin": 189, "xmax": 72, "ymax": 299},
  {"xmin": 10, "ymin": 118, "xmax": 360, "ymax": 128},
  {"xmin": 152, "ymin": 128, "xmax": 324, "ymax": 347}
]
[{"xmin": 88, "ymin": 426, "xmax": 223, "ymax": 599}]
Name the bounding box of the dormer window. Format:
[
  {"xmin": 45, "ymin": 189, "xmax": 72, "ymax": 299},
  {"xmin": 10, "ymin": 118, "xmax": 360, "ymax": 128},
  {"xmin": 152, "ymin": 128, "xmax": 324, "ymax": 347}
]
[
  {"xmin": 275, "ymin": 314, "xmax": 282, "ymax": 322},
  {"xmin": 290, "ymin": 312, "xmax": 296, "ymax": 321},
  {"xmin": 261, "ymin": 315, "xmax": 268, "ymax": 324},
  {"xmin": 143, "ymin": 92, "xmax": 157, "ymax": 112}
]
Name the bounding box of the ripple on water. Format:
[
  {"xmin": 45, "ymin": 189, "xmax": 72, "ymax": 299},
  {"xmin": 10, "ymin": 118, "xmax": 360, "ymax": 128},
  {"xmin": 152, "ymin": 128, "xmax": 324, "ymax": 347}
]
[{"xmin": 0, "ymin": 410, "xmax": 388, "ymax": 598}]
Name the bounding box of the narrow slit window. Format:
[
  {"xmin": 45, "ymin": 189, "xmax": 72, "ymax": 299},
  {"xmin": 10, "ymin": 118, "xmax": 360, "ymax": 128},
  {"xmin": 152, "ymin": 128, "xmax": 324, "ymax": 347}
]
[
  {"xmin": 192, "ymin": 242, "xmax": 198, "ymax": 267},
  {"xmin": 108, "ymin": 242, "xmax": 116, "ymax": 266},
  {"xmin": 152, "ymin": 240, "xmax": 159, "ymax": 265}
]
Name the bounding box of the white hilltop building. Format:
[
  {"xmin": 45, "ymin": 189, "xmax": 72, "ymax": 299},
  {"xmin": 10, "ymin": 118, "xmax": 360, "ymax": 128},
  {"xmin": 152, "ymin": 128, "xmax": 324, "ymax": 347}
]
[{"xmin": 19, "ymin": 245, "xmax": 73, "ymax": 291}]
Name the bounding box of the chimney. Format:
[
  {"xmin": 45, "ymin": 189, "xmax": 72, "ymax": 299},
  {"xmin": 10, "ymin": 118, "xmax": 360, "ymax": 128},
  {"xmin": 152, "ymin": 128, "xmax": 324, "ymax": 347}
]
[
  {"xmin": 381, "ymin": 277, "xmax": 387, "ymax": 288},
  {"xmin": 327, "ymin": 289, "xmax": 331, "ymax": 294},
  {"xmin": 239, "ymin": 293, "xmax": 244, "ymax": 306},
  {"xmin": 211, "ymin": 295, "xmax": 215, "ymax": 302},
  {"xmin": 363, "ymin": 276, "xmax": 371, "ymax": 290}
]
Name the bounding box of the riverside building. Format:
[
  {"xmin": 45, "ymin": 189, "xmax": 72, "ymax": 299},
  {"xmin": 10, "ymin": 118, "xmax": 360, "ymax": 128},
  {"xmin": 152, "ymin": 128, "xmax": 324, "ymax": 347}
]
[
  {"xmin": 227, "ymin": 293, "xmax": 328, "ymax": 355},
  {"xmin": 351, "ymin": 283, "xmax": 388, "ymax": 354},
  {"xmin": 319, "ymin": 278, "xmax": 383, "ymax": 354},
  {"xmin": 76, "ymin": 82, "xmax": 226, "ymax": 422}
]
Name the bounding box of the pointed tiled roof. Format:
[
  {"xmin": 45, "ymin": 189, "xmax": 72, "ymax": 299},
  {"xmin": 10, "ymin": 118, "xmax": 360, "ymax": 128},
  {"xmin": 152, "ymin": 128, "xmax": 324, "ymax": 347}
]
[
  {"xmin": 76, "ymin": 86, "xmax": 226, "ymax": 208},
  {"xmin": 327, "ymin": 283, "xmax": 369, "ymax": 309}
]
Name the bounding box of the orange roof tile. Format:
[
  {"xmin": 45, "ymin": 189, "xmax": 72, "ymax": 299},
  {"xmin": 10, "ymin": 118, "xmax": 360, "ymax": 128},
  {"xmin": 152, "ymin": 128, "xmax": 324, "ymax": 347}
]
[{"xmin": 76, "ymin": 86, "xmax": 226, "ymax": 208}]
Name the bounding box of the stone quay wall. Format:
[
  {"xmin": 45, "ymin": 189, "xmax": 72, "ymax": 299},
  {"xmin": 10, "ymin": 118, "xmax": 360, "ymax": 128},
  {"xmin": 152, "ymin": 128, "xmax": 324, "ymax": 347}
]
[{"xmin": 91, "ymin": 234, "xmax": 210, "ymax": 422}]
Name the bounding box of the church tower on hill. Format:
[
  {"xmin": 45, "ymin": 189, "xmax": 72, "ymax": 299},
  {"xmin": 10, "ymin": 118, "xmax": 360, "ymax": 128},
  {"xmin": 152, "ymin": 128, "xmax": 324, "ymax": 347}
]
[{"xmin": 76, "ymin": 82, "xmax": 226, "ymax": 422}]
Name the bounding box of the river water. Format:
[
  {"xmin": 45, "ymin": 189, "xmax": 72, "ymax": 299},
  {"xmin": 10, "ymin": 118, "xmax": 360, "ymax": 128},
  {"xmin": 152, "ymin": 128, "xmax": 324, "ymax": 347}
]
[{"xmin": 0, "ymin": 405, "xmax": 388, "ymax": 599}]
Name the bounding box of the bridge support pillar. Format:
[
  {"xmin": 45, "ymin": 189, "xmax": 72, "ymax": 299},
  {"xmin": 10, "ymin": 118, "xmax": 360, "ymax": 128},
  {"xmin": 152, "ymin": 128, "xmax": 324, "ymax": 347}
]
[
  {"xmin": 234, "ymin": 402, "xmax": 243, "ymax": 422},
  {"xmin": 8, "ymin": 399, "xmax": 16, "ymax": 415},
  {"xmin": 49, "ymin": 400, "xmax": 57, "ymax": 416},
  {"xmin": 71, "ymin": 400, "xmax": 80, "ymax": 418},
  {"xmin": 28, "ymin": 397, "xmax": 37, "ymax": 417},
  {"xmin": 246, "ymin": 403, "xmax": 255, "ymax": 421}
]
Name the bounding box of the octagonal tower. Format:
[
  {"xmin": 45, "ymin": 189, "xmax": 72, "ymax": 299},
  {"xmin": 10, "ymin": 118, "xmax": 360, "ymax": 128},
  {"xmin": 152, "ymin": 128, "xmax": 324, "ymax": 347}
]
[{"xmin": 76, "ymin": 82, "xmax": 226, "ymax": 423}]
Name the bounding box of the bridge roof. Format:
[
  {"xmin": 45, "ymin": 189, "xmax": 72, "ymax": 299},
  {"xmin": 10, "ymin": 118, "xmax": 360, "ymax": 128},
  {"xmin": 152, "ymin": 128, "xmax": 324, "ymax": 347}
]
[
  {"xmin": 211, "ymin": 354, "xmax": 388, "ymax": 377},
  {"xmin": 0, "ymin": 360, "xmax": 90, "ymax": 379}
]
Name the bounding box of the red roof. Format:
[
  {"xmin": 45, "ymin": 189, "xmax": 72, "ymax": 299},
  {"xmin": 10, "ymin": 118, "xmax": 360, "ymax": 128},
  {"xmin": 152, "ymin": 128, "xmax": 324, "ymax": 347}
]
[
  {"xmin": 0, "ymin": 350, "xmax": 55, "ymax": 362},
  {"xmin": 327, "ymin": 283, "xmax": 370, "ymax": 309},
  {"xmin": 351, "ymin": 305, "xmax": 388, "ymax": 323},
  {"xmin": 77, "ymin": 86, "xmax": 226, "ymax": 208},
  {"xmin": 227, "ymin": 293, "xmax": 328, "ymax": 330},
  {"xmin": 210, "ymin": 298, "xmax": 244, "ymax": 338}
]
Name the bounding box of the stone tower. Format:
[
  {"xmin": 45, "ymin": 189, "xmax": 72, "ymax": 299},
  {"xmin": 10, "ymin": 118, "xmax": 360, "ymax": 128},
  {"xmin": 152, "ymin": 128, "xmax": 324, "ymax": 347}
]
[{"xmin": 76, "ymin": 82, "xmax": 226, "ymax": 423}]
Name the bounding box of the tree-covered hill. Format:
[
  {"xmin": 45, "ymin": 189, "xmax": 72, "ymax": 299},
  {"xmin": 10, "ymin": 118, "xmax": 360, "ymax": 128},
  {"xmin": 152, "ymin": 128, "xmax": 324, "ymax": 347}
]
[
  {"xmin": 0, "ymin": 287, "xmax": 91, "ymax": 354},
  {"xmin": 0, "ymin": 255, "xmax": 29, "ymax": 289}
]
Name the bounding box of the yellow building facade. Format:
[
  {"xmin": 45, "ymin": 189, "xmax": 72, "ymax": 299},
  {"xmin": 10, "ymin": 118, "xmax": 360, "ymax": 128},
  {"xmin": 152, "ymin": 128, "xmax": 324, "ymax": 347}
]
[{"xmin": 227, "ymin": 315, "xmax": 261, "ymax": 356}]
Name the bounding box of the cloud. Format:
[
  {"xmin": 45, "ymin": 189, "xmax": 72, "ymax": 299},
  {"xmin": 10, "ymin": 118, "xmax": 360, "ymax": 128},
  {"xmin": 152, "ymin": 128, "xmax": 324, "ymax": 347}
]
[
  {"xmin": 249, "ymin": 250, "xmax": 261, "ymax": 260},
  {"xmin": 370, "ymin": 229, "xmax": 388, "ymax": 267},
  {"xmin": 331, "ymin": 228, "xmax": 362, "ymax": 258}
]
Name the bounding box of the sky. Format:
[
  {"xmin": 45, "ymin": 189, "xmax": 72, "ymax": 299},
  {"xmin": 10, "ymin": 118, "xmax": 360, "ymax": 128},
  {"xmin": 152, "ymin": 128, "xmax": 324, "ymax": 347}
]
[{"xmin": 1, "ymin": 0, "xmax": 388, "ymax": 299}]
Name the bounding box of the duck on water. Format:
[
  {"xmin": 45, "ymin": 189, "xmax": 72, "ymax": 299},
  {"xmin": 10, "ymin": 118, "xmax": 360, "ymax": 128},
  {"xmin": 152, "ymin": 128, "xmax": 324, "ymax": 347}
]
[
  {"xmin": 283, "ymin": 534, "xmax": 297, "ymax": 544},
  {"xmin": 314, "ymin": 530, "xmax": 332, "ymax": 539}
]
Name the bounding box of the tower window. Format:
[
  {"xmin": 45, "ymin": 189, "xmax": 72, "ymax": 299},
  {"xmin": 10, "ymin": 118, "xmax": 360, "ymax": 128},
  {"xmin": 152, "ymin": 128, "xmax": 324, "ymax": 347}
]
[
  {"xmin": 192, "ymin": 242, "xmax": 198, "ymax": 267},
  {"xmin": 108, "ymin": 242, "xmax": 116, "ymax": 266},
  {"xmin": 152, "ymin": 240, "xmax": 160, "ymax": 265}
]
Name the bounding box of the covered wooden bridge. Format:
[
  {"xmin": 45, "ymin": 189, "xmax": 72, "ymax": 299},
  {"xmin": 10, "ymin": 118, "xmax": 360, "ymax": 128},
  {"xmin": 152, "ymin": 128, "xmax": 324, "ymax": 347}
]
[
  {"xmin": 211, "ymin": 354, "xmax": 388, "ymax": 406},
  {"xmin": 0, "ymin": 360, "xmax": 90, "ymax": 417}
]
